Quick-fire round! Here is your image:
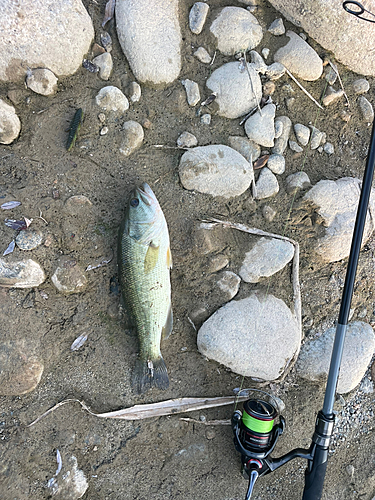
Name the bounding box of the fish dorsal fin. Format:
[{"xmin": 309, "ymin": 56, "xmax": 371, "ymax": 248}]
[
  {"xmin": 144, "ymin": 243, "xmax": 160, "ymax": 273},
  {"xmin": 161, "ymin": 303, "xmax": 173, "ymax": 340},
  {"xmin": 166, "ymin": 246, "xmax": 172, "ymax": 269}
]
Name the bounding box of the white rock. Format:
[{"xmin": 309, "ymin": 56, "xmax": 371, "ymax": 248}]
[
  {"xmin": 265, "ymin": 62, "xmax": 285, "ymax": 80},
  {"xmin": 285, "ymin": 172, "xmax": 311, "ymax": 194},
  {"xmin": 322, "ymin": 86, "xmax": 344, "ymax": 106},
  {"xmin": 274, "ymin": 119, "xmax": 283, "ymax": 139},
  {"xmin": 272, "ymin": 116, "xmax": 292, "ymax": 155},
  {"xmin": 239, "ymin": 237, "xmax": 294, "ymax": 283},
  {"xmin": 0, "ymin": 99, "xmax": 21, "ymax": 144},
  {"xmin": 210, "ymin": 7, "xmax": 263, "ymax": 56},
  {"xmin": 352, "ymin": 79, "xmax": 370, "ymax": 94},
  {"xmin": 294, "ymin": 123, "xmax": 310, "ymax": 146},
  {"xmin": 262, "ymin": 48, "xmax": 270, "ymax": 59},
  {"xmin": 216, "ymin": 271, "xmax": 241, "ymax": 300},
  {"xmin": 289, "ymin": 140, "xmax": 303, "ymax": 153},
  {"xmin": 26, "ymin": 68, "xmax": 58, "ymax": 95},
  {"xmin": 120, "ymin": 121, "xmax": 144, "ymax": 156},
  {"xmin": 255, "ymin": 167, "xmax": 279, "ymax": 199},
  {"xmin": 244, "ymin": 103, "xmax": 276, "ymax": 147},
  {"xmin": 177, "ymin": 131, "xmax": 198, "ymax": 148},
  {"xmin": 182, "ymin": 79, "xmax": 200, "ymax": 106},
  {"xmin": 262, "ymin": 205, "xmax": 277, "ymax": 222},
  {"xmin": 268, "ymin": 18, "xmax": 285, "ymax": 36},
  {"xmin": 303, "ymin": 177, "xmax": 375, "ymax": 262},
  {"xmin": 189, "ymin": 2, "xmax": 209, "ymax": 35},
  {"xmin": 95, "ymin": 86, "xmax": 129, "ymax": 113},
  {"xmin": 0, "ymin": 258, "xmax": 45, "ymax": 288},
  {"xmin": 116, "ymin": 0, "xmax": 181, "ymax": 85},
  {"xmin": 201, "ymin": 113, "xmax": 211, "ymax": 125},
  {"xmin": 228, "ymin": 136, "xmax": 261, "ymax": 163},
  {"xmin": 309, "ymin": 125, "xmax": 325, "ymax": 149},
  {"xmin": 274, "ymin": 31, "xmax": 323, "ymax": 81},
  {"xmin": 323, "ymin": 142, "xmax": 334, "ymax": 155},
  {"xmin": 197, "ymin": 292, "xmax": 300, "ymax": 380},
  {"xmin": 194, "ymin": 47, "xmax": 211, "ymax": 64},
  {"xmin": 0, "ymin": 0, "xmax": 94, "ymax": 82},
  {"xmin": 128, "ymin": 81, "xmax": 142, "ymax": 103},
  {"xmin": 179, "ymin": 145, "xmax": 254, "ymax": 198},
  {"xmin": 92, "ymin": 52, "xmax": 113, "ymax": 81},
  {"xmin": 206, "ymin": 62, "xmax": 262, "ymax": 119},
  {"xmin": 296, "ymin": 322, "xmax": 375, "ymax": 394},
  {"xmin": 250, "ymin": 51, "xmax": 267, "ymax": 74},
  {"xmin": 267, "ymin": 154, "xmax": 285, "ymax": 174},
  {"xmin": 358, "ymin": 96, "xmax": 374, "ymax": 123}
]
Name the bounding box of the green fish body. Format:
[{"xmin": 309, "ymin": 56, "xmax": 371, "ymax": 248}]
[{"xmin": 118, "ymin": 183, "xmax": 172, "ymax": 394}]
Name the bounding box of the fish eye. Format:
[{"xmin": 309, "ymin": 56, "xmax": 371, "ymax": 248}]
[{"xmin": 130, "ymin": 198, "xmax": 139, "ymax": 207}]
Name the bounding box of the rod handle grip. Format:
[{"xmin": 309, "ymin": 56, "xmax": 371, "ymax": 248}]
[{"xmin": 302, "ymin": 445, "xmax": 329, "ymax": 500}]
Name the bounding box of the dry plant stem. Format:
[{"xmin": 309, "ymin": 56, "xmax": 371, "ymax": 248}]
[
  {"xmin": 328, "ymin": 60, "xmax": 350, "ymax": 107},
  {"xmin": 205, "ymin": 218, "xmax": 302, "ymax": 383},
  {"xmin": 244, "ymin": 52, "xmax": 262, "ymax": 115},
  {"xmin": 27, "ymin": 395, "xmax": 249, "ymax": 427},
  {"xmin": 180, "ymin": 418, "xmax": 231, "ymax": 425},
  {"xmin": 285, "ymin": 69, "xmax": 324, "ymax": 110}
]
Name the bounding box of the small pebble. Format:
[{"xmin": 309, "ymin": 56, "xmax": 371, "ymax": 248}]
[
  {"xmin": 322, "ymin": 87, "xmax": 344, "ymax": 106},
  {"xmin": 285, "ymin": 97, "xmax": 295, "ymax": 110},
  {"xmin": 15, "ymin": 229, "xmax": 43, "ymax": 251},
  {"xmin": 352, "ymin": 78, "xmax": 370, "ymax": 94},
  {"xmin": 205, "ymin": 428, "xmax": 216, "ymax": 440},
  {"xmin": 323, "ymin": 142, "xmax": 334, "ymax": 155},
  {"xmin": 289, "ymin": 140, "xmax": 303, "ymax": 153},
  {"xmin": 262, "ymin": 205, "xmax": 277, "ymax": 222},
  {"xmin": 128, "ymin": 81, "xmax": 142, "ymax": 103},
  {"xmin": 194, "ymin": 47, "xmax": 212, "ymax": 64},
  {"xmin": 206, "ymin": 254, "xmax": 229, "ymax": 273},
  {"xmin": 142, "ymin": 118, "xmax": 152, "ymax": 129},
  {"xmin": 26, "ymin": 68, "xmax": 58, "ymax": 96},
  {"xmin": 100, "ymin": 126, "xmax": 109, "ymax": 136},
  {"xmin": 285, "ymin": 172, "xmax": 311, "ymax": 194},
  {"xmin": 262, "ymin": 48, "xmax": 270, "ymax": 59},
  {"xmin": 358, "ymin": 96, "xmax": 374, "ymax": 123},
  {"xmin": 340, "ymin": 110, "xmax": 351, "ymax": 122},
  {"xmin": 201, "ymin": 113, "xmax": 211, "ymax": 125},
  {"xmin": 255, "ymin": 167, "xmax": 279, "ymax": 199},
  {"xmin": 267, "ymin": 154, "xmax": 285, "ymax": 174},
  {"xmin": 294, "ymin": 123, "xmax": 310, "ymax": 146},
  {"xmin": 309, "ymin": 126, "xmax": 325, "ymax": 150},
  {"xmin": 177, "ymin": 131, "xmax": 198, "ymax": 148},
  {"xmin": 268, "ymin": 18, "xmax": 285, "ymax": 36},
  {"xmin": 274, "ymin": 119, "xmax": 283, "ymax": 139},
  {"xmin": 250, "ymin": 51, "xmax": 267, "ymax": 74},
  {"xmin": 189, "ymin": 2, "xmax": 210, "ymax": 35},
  {"xmin": 182, "ymin": 79, "xmax": 200, "ymax": 107},
  {"xmin": 263, "ymin": 81, "xmax": 276, "ymax": 96},
  {"xmin": 120, "ymin": 121, "xmax": 144, "ymax": 156},
  {"xmin": 299, "ymin": 32, "xmax": 307, "ymax": 41},
  {"xmin": 346, "ymin": 464, "xmax": 355, "ymax": 478},
  {"xmin": 92, "ymin": 43, "xmax": 106, "ymax": 57},
  {"xmin": 101, "ymin": 32, "xmax": 113, "ymax": 52},
  {"xmin": 265, "ymin": 62, "xmax": 285, "ymax": 80},
  {"xmin": 92, "ymin": 52, "xmax": 113, "ymax": 80},
  {"xmin": 324, "ymin": 65, "xmax": 337, "ymax": 85},
  {"xmin": 98, "ymin": 113, "xmax": 106, "ymax": 123}
]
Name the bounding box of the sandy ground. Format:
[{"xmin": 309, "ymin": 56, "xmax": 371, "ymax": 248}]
[{"xmin": 1, "ymin": 1, "xmax": 375, "ymax": 499}]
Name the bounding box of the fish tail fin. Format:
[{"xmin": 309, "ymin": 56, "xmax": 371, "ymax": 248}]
[{"xmin": 132, "ymin": 356, "xmax": 169, "ymax": 394}]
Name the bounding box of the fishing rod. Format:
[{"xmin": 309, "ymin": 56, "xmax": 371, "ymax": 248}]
[{"xmin": 232, "ymin": 3, "xmax": 375, "ymax": 499}]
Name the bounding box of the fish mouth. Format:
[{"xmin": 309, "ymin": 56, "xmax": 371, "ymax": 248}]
[{"xmin": 135, "ymin": 183, "xmax": 155, "ymax": 206}]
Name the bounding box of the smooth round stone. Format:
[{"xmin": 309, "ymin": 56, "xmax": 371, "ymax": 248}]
[
  {"xmin": 92, "ymin": 52, "xmax": 113, "ymax": 80},
  {"xmin": 268, "ymin": 18, "xmax": 285, "ymax": 36},
  {"xmin": 0, "ymin": 99, "xmax": 21, "ymax": 144},
  {"xmin": 267, "ymin": 154, "xmax": 285, "ymax": 174},
  {"xmin": 26, "ymin": 68, "xmax": 58, "ymax": 95},
  {"xmin": 289, "ymin": 140, "xmax": 303, "ymax": 153},
  {"xmin": 128, "ymin": 81, "xmax": 142, "ymax": 102},
  {"xmin": 120, "ymin": 120, "xmax": 144, "ymax": 156},
  {"xmin": 51, "ymin": 256, "xmax": 87, "ymax": 294},
  {"xmin": 182, "ymin": 79, "xmax": 200, "ymax": 106},
  {"xmin": 194, "ymin": 47, "xmax": 212, "ymax": 64},
  {"xmin": 201, "ymin": 113, "xmax": 211, "ymax": 125},
  {"xmin": 189, "ymin": 2, "xmax": 209, "ymax": 35},
  {"xmin": 255, "ymin": 167, "xmax": 279, "ymax": 199},
  {"xmin": 352, "ymin": 79, "xmax": 370, "ymax": 94},
  {"xmin": 95, "ymin": 86, "xmax": 129, "ymax": 113},
  {"xmin": 16, "ymin": 229, "xmax": 43, "ymax": 250},
  {"xmin": 0, "ymin": 258, "xmax": 46, "ymax": 288},
  {"xmin": 228, "ymin": 136, "xmax": 261, "ymax": 163},
  {"xmin": 294, "ymin": 123, "xmax": 310, "ymax": 146},
  {"xmin": 177, "ymin": 131, "xmax": 198, "ymax": 148},
  {"xmin": 358, "ymin": 96, "xmax": 374, "ymax": 123},
  {"xmin": 0, "ymin": 339, "xmax": 44, "ymax": 395},
  {"xmin": 285, "ymin": 172, "xmax": 311, "ymax": 194}
]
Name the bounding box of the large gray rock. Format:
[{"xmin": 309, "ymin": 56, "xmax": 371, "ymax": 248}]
[
  {"xmin": 244, "ymin": 103, "xmax": 276, "ymax": 147},
  {"xmin": 239, "ymin": 237, "xmax": 294, "ymax": 283},
  {"xmin": 0, "ymin": 0, "xmax": 94, "ymax": 82},
  {"xmin": 179, "ymin": 145, "xmax": 254, "ymax": 198},
  {"xmin": 197, "ymin": 292, "xmax": 300, "ymax": 380},
  {"xmin": 267, "ymin": 0, "xmax": 375, "ymax": 77},
  {"xmin": 296, "ymin": 322, "xmax": 375, "ymax": 394},
  {"xmin": 274, "ymin": 31, "xmax": 323, "ymax": 81},
  {"xmin": 206, "ymin": 62, "xmax": 262, "ymax": 119},
  {"xmin": 116, "ymin": 0, "xmax": 181, "ymax": 85},
  {"xmin": 0, "ymin": 99, "xmax": 21, "ymax": 144},
  {"xmin": 210, "ymin": 7, "xmax": 263, "ymax": 56},
  {"xmin": 303, "ymin": 177, "xmax": 375, "ymax": 262}
]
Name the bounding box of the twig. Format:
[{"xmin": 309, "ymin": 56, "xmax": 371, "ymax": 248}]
[
  {"xmin": 285, "ymin": 69, "xmax": 324, "ymax": 110},
  {"xmin": 210, "ymin": 50, "xmax": 217, "ymax": 66},
  {"xmin": 180, "ymin": 418, "xmax": 231, "ymax": 425},
  {"xmin": 243, "ymin": 52, "xmax": 262, "ymax": 115},
  {"xmin": 204, "ymin": 218, "xmax": 302, "ymax": 383},
  {"xmin": 327, "ymin": 60, "xmax": 350, "ymax": 107}
]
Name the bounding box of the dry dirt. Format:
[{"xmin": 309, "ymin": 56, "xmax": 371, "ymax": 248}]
[{"xmin": 1, "ymin": 1, "xmax": 375, "ymax": 499}]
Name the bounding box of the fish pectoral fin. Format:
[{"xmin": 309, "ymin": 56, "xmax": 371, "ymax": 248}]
[
  {"xmin": 166, "ymin": 246, "xmax": 172, "ymax": 269},
  {"xmin": 144, "ymin": 244, "xmax": 160, "ymax": 273},
  {"xmin": 161, "ymin": 303, "xmax": 173, "ymax": 340}
]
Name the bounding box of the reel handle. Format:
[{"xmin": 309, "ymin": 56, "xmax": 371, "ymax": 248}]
[{"xmin": 301, "ymin": 444, "xmax": 329, "ymax": 500}]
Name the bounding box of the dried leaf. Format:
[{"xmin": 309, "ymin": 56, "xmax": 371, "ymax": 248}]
[
  {"xmin": 70, "ymin": 334, "xmax": 88, "ymax": 351},
  {"xmin": 4, "ymin": 219, "xmax": 27, "ymax": 230},
  {"xmin": 102, "ymin": 0, "xmax": 116, "ymax": 27},
  {"xmin": 3, "ymin": 240, "xmax": 15, "ymax": 256},
  {"xmin": 1, "ymin": 201, "xmax": 21, "ymax": 210},
  {"xmin": 27, "ymin": 395, "xmax": 248, "ymax": 427},
  {"xmin": 253, "ymin": 155, "xmax": 270, "ymax": 170}
]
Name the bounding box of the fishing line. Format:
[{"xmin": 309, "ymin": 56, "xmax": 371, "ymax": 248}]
[{"xmin": 234, "ymin": 63, "xmax": 333, "ymax": 412}]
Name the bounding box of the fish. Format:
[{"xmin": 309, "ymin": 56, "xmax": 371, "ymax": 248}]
[{"xmin": 118, "ymin": 183, "xmax": 173, "ymax": 394}]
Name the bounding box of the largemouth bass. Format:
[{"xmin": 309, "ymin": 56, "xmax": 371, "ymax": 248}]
[{"xmin": 118, "ymin": 183, "xmax": 173, "ymax": 394}]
